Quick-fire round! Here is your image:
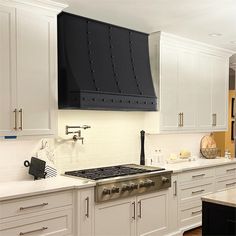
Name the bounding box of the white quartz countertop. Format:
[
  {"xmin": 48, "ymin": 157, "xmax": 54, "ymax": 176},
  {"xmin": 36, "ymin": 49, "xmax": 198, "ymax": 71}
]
[
  {"xmin": 202, "ymin": 188, "xmax": 236, "ymax": 208},
  {"xmin": 0, "ymin": 176, "xmax": 96, "ymax": 201},
  {"xmin": 159, "ymin": 157, "xmax": 236, "ymax": 173}
]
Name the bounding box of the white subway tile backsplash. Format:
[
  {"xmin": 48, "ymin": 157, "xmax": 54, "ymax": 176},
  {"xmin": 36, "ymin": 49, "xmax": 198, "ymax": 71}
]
[{"xmin": 0, "ymin": 110, "xmax": 207, "ymax": 182}]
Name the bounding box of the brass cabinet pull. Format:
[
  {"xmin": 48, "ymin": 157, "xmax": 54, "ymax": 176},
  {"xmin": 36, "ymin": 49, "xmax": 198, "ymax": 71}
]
[
  {"xmin": 192, "ymin": 174, "xmax": 205, "ymax": 178},
  {"xmin": 226, "ymin": 168, "xmax": 236, "ymax": 172},
  {"xmin": 85, "ymin": 197, "xmax": 89, "ymax": 218},
  {"xmin": 19, "ymin": 108, "xmax": 23, "ymax": 130},
  {"xmin": 178, "ymin": 113, "xmax": 182, "ymax": 127},
  {"xmin": 174, "ymin": 180, "xmax": 177, "ymax": 196},
  {"xmin": 19, "ymin": 202, "xmax": 48, "ymax": 211},
  {"xmin": 191, "ymin": 210, "xmax": 202, "ymax": 215},
  {"xmin": 132, "ymin": 201, "xmax": 135, "ymax": 220},
  {"xmin": 212, "ymin": 113, "xmax": 217, "ymax": 126},
  {"xmin": 138, "ymin": 200, "xmax": 142, "ymax": 218},
  {"xmin": 226, "ymin": 182, "xmax": 236, "ymax": 187},
  {"xmin": 192, "ymin": 189, "xmax": 204, "ymax": 195},
  {"xmin": 13, "ymin": 109, "xmax": 18, "ymax": 130},
  {"xmin": 19, "ymin": 227, "xmax": 48, "ymax": 235}
]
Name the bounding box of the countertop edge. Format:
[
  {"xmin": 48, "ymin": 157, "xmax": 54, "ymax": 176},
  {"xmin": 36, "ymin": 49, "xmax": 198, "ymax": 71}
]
[{"xmin": 201, "ymin": 196, "xmax": 236, "ymax": 208}]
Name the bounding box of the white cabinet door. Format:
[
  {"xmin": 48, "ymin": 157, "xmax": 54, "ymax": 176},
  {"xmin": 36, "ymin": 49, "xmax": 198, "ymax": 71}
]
[
  {"xmin": 95, "ymin": 197, "xmax": 135, "ymax": 236},
  {"xmin": 211, "ymin": 56, "xmax": 228, "ymax": 130},
  {"xmin": 168, "ymin": 175, "xmax": 179, "ymax": 234},
  {"xmin": 160, "ymin": 44, "xmax": 179, "ymax": 131},
  {"xmin": 196, "ymin": 54, "xmax": 213, "ymax": 130},
  {"xmin": 136, "ymin": 191, "xmax": 168, "ymax": 236},
  {"xmin": 0, "ymin": 5, "xmax": 17, "ymax": 136},
  {"xmin": 16, "ymin": 9, "xmax": 57, "ymax": 135},
  {"xmin": 79, "ymin": 188, "xmax": 94, "ymax": 236},
  {"xmin": 178, "ymin": 50, "xmax": 197, "ymax": 130}
]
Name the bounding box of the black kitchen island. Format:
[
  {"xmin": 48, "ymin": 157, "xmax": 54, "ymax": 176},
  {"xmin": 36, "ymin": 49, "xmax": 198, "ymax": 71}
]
[{"xmin": 202, "ymin": 188, "xmax": 236, "ymax": 236}]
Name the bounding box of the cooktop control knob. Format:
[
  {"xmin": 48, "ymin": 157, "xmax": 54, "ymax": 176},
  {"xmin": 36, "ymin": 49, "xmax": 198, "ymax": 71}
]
[
  {"xmin": 161, "ymin": 176, "xmax": 170, "ymax": 184},
  {"xmin": 139, "ymin": 181, "xmax": 145, "ymax": 188},
  {"xmin": 103, "ymin": 188, "xmax": 111, "ymax": 195},
  {"xmin": 121, "ymin": 184, "xmax": 130, "ymax": 192},
  {"xmin": 111, "ymin": 186, "xmax": 120, "ymax": 193},
  {"xmin": 130, "ymin": 183, "xmax": 138, "ymax": 190},
  {"xmin": 146, "ymin": 179, "xmax": 155, "ymax": 187}
]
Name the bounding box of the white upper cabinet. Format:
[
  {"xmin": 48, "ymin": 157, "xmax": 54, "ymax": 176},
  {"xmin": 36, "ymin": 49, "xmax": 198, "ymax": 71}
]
[
  {"xmin": 0, "ymin": 5, "xmax": 16, "ymax": 136},
  {"xmin": 151, "ymin": 32, "xmax": 233, "ymax": 133},
  {"xmin": 0, "ymin": 0, "xmax": 66, "ymax": 137},
  {"xmin": 160, "ymin": 44, "xmax": 179, "ymax": 130},
  {"xmin": 196, "ymin": 54, "xmax": 213, "ymax": 130},
  {"xmin": 16, "ymin": 9, "xmax": 56, "ymax": 135},
  {"xmin": 211, "ymin": 56, "xmax": 229, "ymax": 130}
]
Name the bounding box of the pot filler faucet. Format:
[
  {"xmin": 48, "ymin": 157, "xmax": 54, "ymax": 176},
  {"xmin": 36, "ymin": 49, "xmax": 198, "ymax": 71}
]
[{"xmin": 65, "ymin": 125, "xmax": 91, "ymax": 144}]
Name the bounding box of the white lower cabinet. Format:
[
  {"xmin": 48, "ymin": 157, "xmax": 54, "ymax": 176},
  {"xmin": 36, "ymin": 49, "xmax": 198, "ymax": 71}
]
[
  {"xmin": 0, "ymin": 209, "xmax": 73, "ymax": 236},
  {"xmin": 136, "ymin": 192, "xmax": 168, "ymax": 236},
  {"xmin": 94, "ymin": 190, "xmax": 169, "ymax": 236},
  {"xmin": 76, "ymin": 188, "xmax": 94, "ymax": 236},
  {"xmin": 167, "ymin": 174, "xmax": 179, "ymax": 235},
  {"xmin": 0, "ymin": 190, "xmax": 74, "ymax": 236},
  {"xmin": 95, "ymin": 197, "xmax": 135, "ymax": 236}
]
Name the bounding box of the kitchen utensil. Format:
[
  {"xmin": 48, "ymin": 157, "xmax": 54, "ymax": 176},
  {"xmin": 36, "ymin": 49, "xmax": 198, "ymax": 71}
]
[
  {"xmin": 24, "ymin": 157, "xmax": 47, "ymax": 180},
  {"xmin": 140, "ymin": 130, "xmax": 145, "ymax": 165}
]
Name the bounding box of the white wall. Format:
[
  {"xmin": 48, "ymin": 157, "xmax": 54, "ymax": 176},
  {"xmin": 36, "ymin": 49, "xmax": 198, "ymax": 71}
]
[
  {"xmin": 55, "ymin": 110, "xmax": 147, "ymax": 172},
  {"xmin": 0, "ymin": 110, "xmax": 207, "ymax": 182}
]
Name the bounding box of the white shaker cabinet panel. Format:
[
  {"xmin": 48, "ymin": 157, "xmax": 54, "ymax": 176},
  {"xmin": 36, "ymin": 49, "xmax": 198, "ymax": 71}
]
[
  {"xmin": 95, "ymin": 197, "xmax": 136, "ymax": 236},
  {"xmin": 178, "ymin": 50, "xmax": 197, "ymax": 130},
  {"xmin": 79, "ymin": 188, "xmax": 94, "ymax": 236},
  {"xmin": 136, "ymin": 191, "xmax": 168, "ymax": 236},
  {"xmin": 211, "ymin": 56, "xmax": 228, "ymax": 130},
  {"xmin": 160, "ymin": 44, "xmax": 179, "ymax": 130},
  {"xmin": 0, "ymin": 5, "xmax": 17, "ymax": 136},
  {"xmin": 16, "ymin": 9, "xmax": 57, "ymax": 135},
  {"xmin": 196, "ymin": 54, "xmax": 213, "ymax": 129}
]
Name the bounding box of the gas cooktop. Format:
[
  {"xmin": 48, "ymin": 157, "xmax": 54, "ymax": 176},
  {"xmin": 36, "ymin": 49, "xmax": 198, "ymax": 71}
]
[
  {"xmin": 65, "ymin": 164, "xmax": 165, "ymax": 180},
  {"xmin": 65, "ymin": 164, "xmax": 172, "ymax": 203}
]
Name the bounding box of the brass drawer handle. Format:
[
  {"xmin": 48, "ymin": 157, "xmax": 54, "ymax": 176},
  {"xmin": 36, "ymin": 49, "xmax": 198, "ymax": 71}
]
[
  {"xmin": 13, "ymin": 109, "xmax": 18, "ymax": 130},
  {"xmin": 192, "ymin": 189, "xmax": 204, "ymax": 195},
  {"xmin": 85, "ymin": 197, "xmax": 89, "ymax": 218},
  {"xmin": 178, "ymin": 113, "xmax": 182, "ymax": 127},
  {"xmin": 132, "ymin": 201, "xmax": 135, "ymax": 220},
  {"xmin": 138, "ymin": 200, "xmax": 142, "ymax": 218},
  {"xmin": 19, "ymin": 202, "xmax": 48, "ymax": 211},
  {"xmin": 226, "ymin": 182, "xmax": 236, "ymax": 187},
  {"xmin": 192, "ymin": 174, "xmax": 205, "ymax": 178},
  {"xmin": 212, "ymin": 113, "xmax": 217, "ymax": 126},
  {"xmin": 19, "ymin": 108, "xmax": 23, "ymax": 130},
  {"xmin": 226, "ymin": 168, "xmax": 236, "ymax": 172},
  {"xmin": 174, "ymin": 180, "xmax": 177, "ymax": 196},
  {"xmin": 191, "ymin": 210, "xmax": 202, "ymax": 215},
  {"xmin": 19, "ymin": 227, "xmax": 48, "ymax": 235}
]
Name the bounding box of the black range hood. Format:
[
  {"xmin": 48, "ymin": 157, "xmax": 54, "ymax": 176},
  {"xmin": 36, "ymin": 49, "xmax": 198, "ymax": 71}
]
[{"xmin": 58, "ymin": 12, "xmax": 157, "ymax": 111}]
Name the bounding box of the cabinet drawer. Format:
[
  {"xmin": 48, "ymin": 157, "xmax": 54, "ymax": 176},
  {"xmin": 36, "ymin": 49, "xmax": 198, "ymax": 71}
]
[
  {"xmin": 215, "ymin": 164, "xmax": 236, "ymax": 177},
  {"xmin": 180, "ymin": 201, "xmax": 202, "ymax": 227},
  {"xmin": 0, "ymin": 191, "xmax": 73, "ymax": 219},
  {"xmin": 179, "ymin": 168, "xmax": 214, "ymax": 184},
  {"xmin": 216, "ymin": 177, "xmax": 236, "ymax": 191},
  {"xmin": 180, "ymin": 182, "xmax": 214, "ymax": 204},
  {"xmin": 0, "ymin": 208, "xmax": 73, "ymax": 236}
]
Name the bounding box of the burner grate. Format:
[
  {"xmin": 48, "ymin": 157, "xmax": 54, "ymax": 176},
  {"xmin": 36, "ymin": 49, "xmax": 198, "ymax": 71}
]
[{"xmin": 65, "ymin": 165, "xmax": 165, "ymax": 180}]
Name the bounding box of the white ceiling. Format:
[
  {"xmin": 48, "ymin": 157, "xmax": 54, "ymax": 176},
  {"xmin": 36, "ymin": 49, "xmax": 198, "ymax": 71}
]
[{"xmin": 58, "ymin": 0, "xmax": 236, "ymax": 52}]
